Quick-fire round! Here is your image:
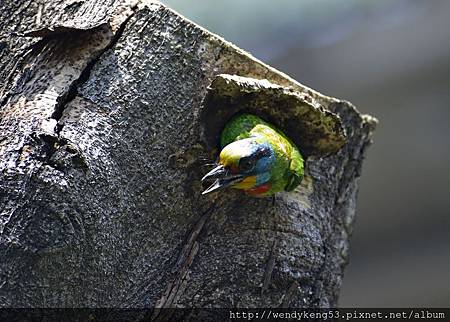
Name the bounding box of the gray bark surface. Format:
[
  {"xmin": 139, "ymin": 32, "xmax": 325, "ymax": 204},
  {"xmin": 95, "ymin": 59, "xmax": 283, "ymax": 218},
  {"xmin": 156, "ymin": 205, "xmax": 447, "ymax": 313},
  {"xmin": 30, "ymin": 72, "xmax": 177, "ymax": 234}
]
[{"xmin": 0, "ymin": 0, "xmax": 377, "ymax": 309}]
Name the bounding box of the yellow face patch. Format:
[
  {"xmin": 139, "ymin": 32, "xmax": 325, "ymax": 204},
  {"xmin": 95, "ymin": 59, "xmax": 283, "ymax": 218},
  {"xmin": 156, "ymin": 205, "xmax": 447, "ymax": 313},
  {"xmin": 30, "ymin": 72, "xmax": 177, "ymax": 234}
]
[
  {"xmin": 233, "ymin": 175, "xmax": 256, "ymax": 189},
  {"xmin": 220, "ymin": 145, "xmax": 243, "ymax": 168}
]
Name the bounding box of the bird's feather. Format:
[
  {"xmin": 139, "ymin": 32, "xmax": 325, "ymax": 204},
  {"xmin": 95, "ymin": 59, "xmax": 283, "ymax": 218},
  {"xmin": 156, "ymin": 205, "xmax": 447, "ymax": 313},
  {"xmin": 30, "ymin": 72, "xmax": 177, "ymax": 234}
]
[{"xmin": 219, "ymin": 113, "xmax": 304, "ymax": 196}]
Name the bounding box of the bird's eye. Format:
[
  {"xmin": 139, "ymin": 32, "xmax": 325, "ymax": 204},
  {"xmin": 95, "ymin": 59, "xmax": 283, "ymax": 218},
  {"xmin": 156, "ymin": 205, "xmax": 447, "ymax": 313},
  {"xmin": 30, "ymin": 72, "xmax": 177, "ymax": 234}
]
[{"xmin": 239, "ymin": 157, "xmax": 255, "ymax": 172}]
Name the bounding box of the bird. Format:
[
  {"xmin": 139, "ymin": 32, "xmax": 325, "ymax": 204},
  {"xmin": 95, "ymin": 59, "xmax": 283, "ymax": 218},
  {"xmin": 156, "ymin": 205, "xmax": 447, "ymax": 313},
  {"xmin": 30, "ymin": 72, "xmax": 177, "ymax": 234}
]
[{"xmin": 201, "ymin": 113, "xmax": 304, "ymax": 197}]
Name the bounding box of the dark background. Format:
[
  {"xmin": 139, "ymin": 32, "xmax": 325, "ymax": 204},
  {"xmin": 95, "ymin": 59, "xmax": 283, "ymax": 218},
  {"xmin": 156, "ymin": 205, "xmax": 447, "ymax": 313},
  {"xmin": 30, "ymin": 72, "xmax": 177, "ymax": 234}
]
[{"xmin": 162, "ymin": 0, "xmax": 450, "ymax": 307}]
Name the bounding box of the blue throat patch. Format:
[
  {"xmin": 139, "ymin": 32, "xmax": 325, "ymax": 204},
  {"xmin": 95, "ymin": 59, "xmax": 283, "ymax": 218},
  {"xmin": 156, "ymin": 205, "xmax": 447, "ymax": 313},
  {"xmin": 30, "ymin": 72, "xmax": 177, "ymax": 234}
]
[{"xmin": 253, "ymin": 143, "xmax": 275, "ymax": 185}]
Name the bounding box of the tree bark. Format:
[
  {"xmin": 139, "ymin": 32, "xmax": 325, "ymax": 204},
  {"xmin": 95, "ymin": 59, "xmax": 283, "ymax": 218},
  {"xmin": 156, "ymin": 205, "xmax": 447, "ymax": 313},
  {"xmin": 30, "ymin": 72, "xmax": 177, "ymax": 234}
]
[{"xmin": 0, "ymin": 0, "xmax": 377, "ymax": 309}]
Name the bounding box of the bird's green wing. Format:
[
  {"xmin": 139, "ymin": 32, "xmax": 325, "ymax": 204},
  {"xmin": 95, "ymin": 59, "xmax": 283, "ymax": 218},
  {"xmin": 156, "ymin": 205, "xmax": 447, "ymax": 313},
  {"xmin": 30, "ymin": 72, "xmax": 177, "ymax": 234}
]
[{"xmin": 284, "ymin": 147, "xmax": 304, "ymax": 192}]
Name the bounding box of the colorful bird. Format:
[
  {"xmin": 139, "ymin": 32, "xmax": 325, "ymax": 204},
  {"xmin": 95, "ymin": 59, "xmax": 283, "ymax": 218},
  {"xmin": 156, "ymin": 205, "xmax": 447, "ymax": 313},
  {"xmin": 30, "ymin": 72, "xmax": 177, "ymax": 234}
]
[{"xmin": 202, "ymin": 113, "xmax": 304, "ymax": 197}]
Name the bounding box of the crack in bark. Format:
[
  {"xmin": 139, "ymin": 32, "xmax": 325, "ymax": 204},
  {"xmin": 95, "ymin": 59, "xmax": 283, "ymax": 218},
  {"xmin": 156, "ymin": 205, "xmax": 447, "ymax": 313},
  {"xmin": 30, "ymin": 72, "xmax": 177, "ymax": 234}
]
[
  {"xmin": 26, "ymin": 3, "xmax": 142, "ymax": 175},
  {"xmin": 261, "ymin": 238, "xmax": 278, "ymax": 294},
  {"xmin": 51, "ymin": 8, "xmax": 138, "ymax": 137},
  {"xmin": 152, "ymin": 206, "xmax": 215, "ymax": 319}
]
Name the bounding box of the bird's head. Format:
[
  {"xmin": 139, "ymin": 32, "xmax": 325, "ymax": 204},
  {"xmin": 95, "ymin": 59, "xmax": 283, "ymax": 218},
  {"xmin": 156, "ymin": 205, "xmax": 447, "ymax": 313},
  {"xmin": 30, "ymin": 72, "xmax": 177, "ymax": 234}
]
[{"xmin": 201, "ymin": 138, "xmax": 275, "ymax": 194}]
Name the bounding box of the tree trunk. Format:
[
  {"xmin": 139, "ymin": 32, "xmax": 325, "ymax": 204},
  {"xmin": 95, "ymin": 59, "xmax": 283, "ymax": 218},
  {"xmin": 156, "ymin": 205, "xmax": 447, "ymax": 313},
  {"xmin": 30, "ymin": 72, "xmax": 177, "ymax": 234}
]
[{"xmin": 0, "ymin": 0, "xmax": 377, "ymax": 309}]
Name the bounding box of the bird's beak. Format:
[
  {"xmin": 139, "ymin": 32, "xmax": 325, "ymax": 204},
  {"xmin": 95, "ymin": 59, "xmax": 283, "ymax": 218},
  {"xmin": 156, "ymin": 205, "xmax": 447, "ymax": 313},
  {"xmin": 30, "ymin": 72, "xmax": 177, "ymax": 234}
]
[{"xmin": 201, "ymin": 164, "xmax": 244, "ymax": 195}]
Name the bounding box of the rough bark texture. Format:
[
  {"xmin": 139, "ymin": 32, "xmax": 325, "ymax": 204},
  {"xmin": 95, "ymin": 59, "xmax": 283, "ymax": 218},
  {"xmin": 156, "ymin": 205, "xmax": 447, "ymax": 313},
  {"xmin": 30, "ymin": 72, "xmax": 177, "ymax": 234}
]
[{"xmin": 0, "ymin": 0, "xmax": 377, "ymax": 309}]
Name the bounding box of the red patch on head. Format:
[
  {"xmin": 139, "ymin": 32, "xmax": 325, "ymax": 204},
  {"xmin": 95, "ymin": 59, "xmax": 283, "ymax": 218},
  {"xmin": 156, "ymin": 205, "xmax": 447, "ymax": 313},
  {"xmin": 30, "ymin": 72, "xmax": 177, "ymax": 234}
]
[{"xmin": 245, "ymin": 183, "xmax": 272, "ymax": 196}]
